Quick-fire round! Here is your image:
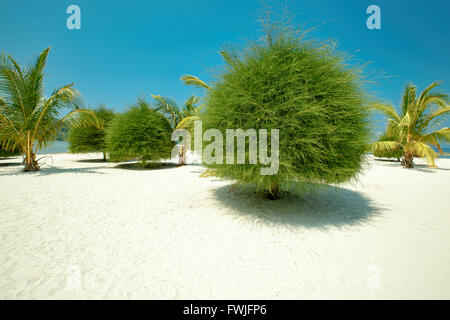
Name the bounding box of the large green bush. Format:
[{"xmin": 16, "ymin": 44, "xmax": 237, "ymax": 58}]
[
  {"xmin": 105, "ymin": 99, "xmax": 173, "ymax": 165},
  {"xmin": 201, "ymin": 35, "xmax": 371, "ymax": 198},
  {"xmin": 67, "ymin": 106, "xmax": 115, "ymax": 160}
]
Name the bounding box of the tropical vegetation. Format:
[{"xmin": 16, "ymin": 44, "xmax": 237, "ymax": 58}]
[
  {"xmin": 0, "ymin": 47, "xmax": 96, "ymax": 171},
  {"xmin": 67, "ymin": 105, "xmax": 115, "ymax": 161},
  {"xmin": 372, "ymin": 82, "xmax": 450, "ymax": 168},
  {"xmin": 184, "ymin": 29, "xmax": 371, "ymax": 199},
  {"xmin": 105, "ymin": 98, "xmax": 173, "ymax": 166},
  {"xmin": 372, "ymin": 132, "xmax": 403, "ymax": 161},
  {"xmin": 151, "ymin": 93, "xmax": 202, "ymax": 165},
  {"xmin": 0, "ymin": 145, "xmax": 20, "ymax": 157}
]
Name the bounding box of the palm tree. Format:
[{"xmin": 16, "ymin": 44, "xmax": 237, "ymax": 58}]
[
  {"xmin": 372, "ymin": 82, "xmax": 450, "ymax": 168},
  {"xmin": 0, "ymin": 47, "xmax": 97, "ymax": 171},
  {"xmin": 151, "ymin": 94, "xmax": 202, "ymax": 165},
  {"xmin": 372, "ymin": 132, "xmax": 403, "ymax": 162}
]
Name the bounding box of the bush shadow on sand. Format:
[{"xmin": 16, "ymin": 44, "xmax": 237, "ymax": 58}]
[
  {"xmin": 212, "ymin": 184, "xmax": 382, "ymax": 229},
  {"xmin": 113, "ymin": 161, "xmax": 178, "ymax": 171},
  {"xmin": 0, "ymin": 161, "xmax": 22, "ymax": 167},
  {"xmin": 0, "ymin": 165, "xmax": 110, "ymax": 176},
  {"xmin": 74, "ymin": 159, "xmax": 108, "ymax": 163}
]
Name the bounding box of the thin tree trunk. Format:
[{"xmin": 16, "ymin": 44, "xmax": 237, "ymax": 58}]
[
  {"xmin": 23, "ymin": 132, "xmax": 40, "ymax": 171},
  {"xmin": 24, "ymin": 152, "xmax": 39, "ymax": 171},
  {"xmin": 178, "ymin": 144, "xmax": 187, "ymax": 166},
  {"xmin": 402, "ymin": 152, "xmax": 414, "ymax": 168},
  {"xmin": 102, "ymin": 151, "xmax": 107, "ymax": 161},
  {"xmin": 402, "ymin": 134, "xmax": 415, "ymax": 168}
]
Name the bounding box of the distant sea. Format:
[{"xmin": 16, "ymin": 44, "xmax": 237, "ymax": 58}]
[
  {"xmin": 37, "ymin": 141, "xmax": 69, "ymax": 155},
  {"xmin": 437, "ymin": 146, "xmax": 450, "ymax": 159}
]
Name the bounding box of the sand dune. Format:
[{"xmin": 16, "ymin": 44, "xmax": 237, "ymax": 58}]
[{"xmin": 0, "ymin": 153, "xmax": 449, "ymax": 299}]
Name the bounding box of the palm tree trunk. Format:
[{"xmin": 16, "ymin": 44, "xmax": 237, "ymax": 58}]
[
  {"xmin": 178, "ymin": 144, "xmax": 187, "ymax": 166},
  {"xmin": 24, "ymin": 152, "xmax": 39, "ymax": 171},
  {"xmin": 402, "ymin": 151, "xmax": 414, "ymax": 168},
  {"xmin": 402, "ymin": 134, "xmax": 415, "ymax": 168},
  {"xmin": 23, "ymin": 132, "xmax": 40, "ymax": 171}
]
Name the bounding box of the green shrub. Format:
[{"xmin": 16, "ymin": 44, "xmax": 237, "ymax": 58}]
[
  {"xmin": 201, "ymin": 35, "xmax": 370, "ymax": 198},
  {"xmin": 0, "ymin": 146, "xmax": 20, "ymax": 157},
  {"xmin": 105, "ymin": 99, "xmax": 173, "ymax": 165},
  {"xmin": 67, "ymin": 106, "xmax": 115, "ymax": 160}
]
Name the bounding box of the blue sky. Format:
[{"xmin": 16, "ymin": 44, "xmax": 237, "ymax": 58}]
[{"xmin": 1, "ymin": 0, "xmax": 449, "ymax": 136}]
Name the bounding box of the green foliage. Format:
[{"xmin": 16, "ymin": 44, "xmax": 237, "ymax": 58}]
[
  {"xmin": 151, "ymin": 94, "xmax": 202, "ymax": 129},
  {"xmin": 0, "ymin": 47, "xmax": 97, "ymax": 171},
  {"xmin": 372, "ymin": 133, "xmax": 403, "ymax": 159},
  {"xmin": 105, "ymin": 98, "xmax": 173, "ymax": 164},
  {"xmin": 0, "ymin": 145, "xmax": 19, "ymax": 157},
  {"xmin": 180, "ymin": 75, "xmax": 211, "ymax": 91},
  {"xmin": 67, "ymin": 106, "xmax": 115, "ymax": 159},
  {"xmin": 200, "ymin": 34, "xmax": 370, "ymax": 197},
  {"xmin": 151, "ymin": 94, "xmax": 203, "ymax": 165},
  {"xmin": 372, "ymin": 82, "xmax": 450, "ymax": 167}
]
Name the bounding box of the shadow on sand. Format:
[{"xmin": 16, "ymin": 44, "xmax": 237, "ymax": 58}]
[
  {"xmin": 113, "ymin": 161, "xmax": 179, "ymax": 171},
  {"xmin": 212, "ymin": 185, "xmax": 382, "ymax": 229},
  {"xmin": 0, "ymin": 161, "xmax": 22, "ymax": 167},
  {"xmin": 0, "ymin": 165, "xmax": 108, "ymax": 176},
  {"xmin": 374, "ymin": 160, "xmax": 450, "ymax": 172},
  {"xmin": 373, "ymin": 158, "xmax": 401, "ymax": 163},
  {"xmin": 74, "ymin": 159, "xmax": 108, "ymax": 163}
]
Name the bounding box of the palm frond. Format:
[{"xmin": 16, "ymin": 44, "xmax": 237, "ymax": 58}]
[
  {"xmin": 420, "ymin": 127, "xmax": 450, "ymax": 146},
  {"xmin": 371, "ymin": 102, "xmax": 401, "ymax": 122},
  {"xmin": 397, "ymin": 112, "xmax": 411, "ymax": 129},
  {"xmin": 151, "ymin": 94, "xmax": 181, "ymax": 128},
  {"xmin": 410, "ymin": 141, "xmax": 438, "ymax": 167},
  {"xmin": 400, "ymin": 83, "xmax": 416, "ymax": 116},
  {"xmin": 372, "ymin": 140, "xmax": 403, "ymax": 153},
  {"xmin": 180, "ymin": 74, "xmax": 211, "ymax": 90},
  {"xmin": 62, "ymin": 109, "xmax": 100, "ymax": 129},
  {"xmin": 176, "ymin": 116, "xmax": 199, "ymax": 130},
  {"xmin": 31, "ymin": 84, "xmax": 78, "ymax": 139},
  {"xmin": 417, "ymin": 81, "xmax": 441, "ymax": 108},
  {"xmin": 418, "ymin": 106, "xmax": 450, "ymax": 131},
  {"xmin": 24, "ymin": 47, "xmax": 49, "ymax": 112},
  {"xmin": 0, "ymin": 57, "xmax": 27, "ymax": 117}
]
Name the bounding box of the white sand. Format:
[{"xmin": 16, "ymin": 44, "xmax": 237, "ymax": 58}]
[{"xmin": 0, "ymin": 152, "xmax": 449, "ymax": 299}]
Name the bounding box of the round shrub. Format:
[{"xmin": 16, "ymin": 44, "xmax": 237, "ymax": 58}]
[
  {"xmin": 201, "ymin": 36, "xmax": 370, "ymax": 198},
  {"xmin": 106, "ymin": 99, "xmax": 173, "ymax": 164},
  {"xmin": 67, "ymin": 106, "xmax": 115, "ymax": 160}
]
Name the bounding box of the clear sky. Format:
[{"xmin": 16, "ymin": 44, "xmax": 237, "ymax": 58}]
[{"xmin": 1, "ymin": 0, "xmax": 449, "ymax": 136}]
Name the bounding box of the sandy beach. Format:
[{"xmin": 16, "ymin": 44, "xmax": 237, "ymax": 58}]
[{"xmin": 0, "ymin": 152, "xmax": 449, "ymax": 299}]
